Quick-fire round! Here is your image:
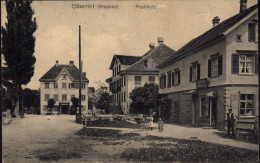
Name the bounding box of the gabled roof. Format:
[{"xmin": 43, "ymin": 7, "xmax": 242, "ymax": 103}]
[
  {"xmin": 109, "ymin": 55, "xmax": 142, "ymax": 70},
  {"xmin": 39, "ymin": 64, "xmax": 89, "ymax": 82},
  {"xmin": 124, "ymin": 44, "xmax": 176, "ymax": 72},
  {"xmin": 158, "ymin": 4, "xmax": 258, "ymax": 68}
]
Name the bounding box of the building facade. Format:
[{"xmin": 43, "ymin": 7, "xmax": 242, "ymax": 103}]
[
  {"xmin": 157, "ymin": 4, "xmax": 258, "ymax": 129},
  {"xmin": 39, "ymin": 61, "xmax": 89, "ymax": 114},
  {"xmin": 106, "ymin": 38, "xmax": 176, "ymax": 114}
]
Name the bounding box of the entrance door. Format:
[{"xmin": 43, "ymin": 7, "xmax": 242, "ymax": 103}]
[
  {"xmin": 61, "ymin": 105, "xmax": 68, "ymax": 114},
  {"xmin": 211, "ymin": 99, "xmax": 217, "ymax": 126}
]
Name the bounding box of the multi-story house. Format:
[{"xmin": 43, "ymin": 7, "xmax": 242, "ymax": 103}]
[
  {"xmin": 106, "ymin": 38, "xmax": 176, "ymax": 114},
  {"xmin": 157, "ymin": 3, "xmax": 258, "ymax": 129},
  {"xmin": 39, "ymin": 60, "xmax": 89, "ymax": 114}
]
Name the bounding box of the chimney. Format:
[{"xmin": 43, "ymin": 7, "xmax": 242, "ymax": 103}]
[
  {"xmin": 212, "ymin": 16, "xmax": 220, "ymax": 27},
  {"xmin": 158, "ymin": 37, "xmax": 164, "ymax": 45},
  {"xmin": 240, "ymin": 0, "xmax": 247, "ymax": 13},
  {"xmin": 149, "ymin": 43, "xmax": 155, "ymax": 50},
  {"xmin": 56, "ymin": 60, "xmax": 59, "ymax": 66},
  {"xmin": 69, "ymin": 60, "xmax": 74, "ymax": 66}
]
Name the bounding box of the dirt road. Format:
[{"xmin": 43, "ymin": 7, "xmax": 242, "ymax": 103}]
[{"xmin": 2, "ymin": 114, "xmax": 83, "ymax": 163}]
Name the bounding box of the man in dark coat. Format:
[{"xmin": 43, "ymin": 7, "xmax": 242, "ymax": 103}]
[{"xmin": 227, "ymin": 108, "xmax": 235, "ymax": 137}]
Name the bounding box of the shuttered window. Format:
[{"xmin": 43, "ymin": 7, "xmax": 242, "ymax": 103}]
[
  {"xmin": 232, "ymin": 52, "xmax": 257, "ymax": 74},
  {"xmin": 190, "ymin": 63, "xmax": 200, "ymax": 82}
]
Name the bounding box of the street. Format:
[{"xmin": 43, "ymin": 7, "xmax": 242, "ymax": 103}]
[{"xmin": 2, "ymin": 114, "xmax": 258, "ymax": 162}]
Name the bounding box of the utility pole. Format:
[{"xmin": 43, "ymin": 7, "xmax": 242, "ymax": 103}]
[{"xmin": 79, "ymin": 25, "xmax": 82, "ymax": 124}]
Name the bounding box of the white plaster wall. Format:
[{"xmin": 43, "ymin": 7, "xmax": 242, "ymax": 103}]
[{"xmin": 225, "ymin": 13, "xmax": 258, "ymax": 85}]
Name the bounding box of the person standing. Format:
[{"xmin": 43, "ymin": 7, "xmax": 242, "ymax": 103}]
[
  {"xmin": 158, "ymin": 118, "xmax": 164, "ymax": 132},
  {"xmin": 227, "ymin": 108, "xmax": 235, "ymax": 137}
]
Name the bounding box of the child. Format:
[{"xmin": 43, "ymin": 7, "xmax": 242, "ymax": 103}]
[{"xmin": 158, "ymin": 118, "xmax": 164, "ymax": 132}]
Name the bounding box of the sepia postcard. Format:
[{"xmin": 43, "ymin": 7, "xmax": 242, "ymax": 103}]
[{"xmin": 1, "ymin": 0, "xmax": 259, "ymax": 162}]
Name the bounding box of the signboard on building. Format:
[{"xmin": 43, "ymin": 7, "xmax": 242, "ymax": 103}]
[{"xmin": 196, "ymin": 79, "xmax": 208, "ymax": 89}]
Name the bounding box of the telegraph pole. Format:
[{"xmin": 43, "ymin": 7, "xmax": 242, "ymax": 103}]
[{"xmin": 79, "ymin": 25, "xmax": 82, "ymax": 124}]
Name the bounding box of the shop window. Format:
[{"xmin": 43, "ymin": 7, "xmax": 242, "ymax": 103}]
[
  {"xmin": 200, "ymin": 97, "xmax": 209, "ymax": 118},
  {"xmin": 240, "ymin": 94, "xmax": 254, "ymax": 116}
]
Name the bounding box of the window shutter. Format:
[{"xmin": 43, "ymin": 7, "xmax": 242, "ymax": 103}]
[
  {"xmin": 218, "ymin": 55, "xmax": 222, "ymax": 75},
  {"xmin": 255, "ymin": 53, "xmax": 259, "ymax": 74},
  {"xmin": 208, "ymin": 59, "xmax": 211, "ymax": 77},
  {"xmin": 232, "ymin": 53, "xmax": 239, "ymax": 74},
  {"xmin": 178, "ymin": 71, "xmax": 181, "ymax": 84},
  {"xmin": 189, "ymin": 66, "xmax": 192, "ymax": 82},
  {"xmin": 172, "ymin": 72, "xmax": 175, "ymax": 86},
  {"xmin": 197, "ymin": 64, "xmax": 200, "ymax": 80}
]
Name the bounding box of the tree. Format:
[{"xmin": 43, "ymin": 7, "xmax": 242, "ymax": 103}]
[
  {"xmin": 94, "ymin": 81, "xmax": 110, "ymax": 113},
  {"xmin": 22, "ymin": 88, "xmax": 40, "ymax": 114},
  {"xmin": 1, "ymin": 0, "xmax": 37, "ymax": 118},
  {"xmin": 71, "ymin": 97, "xmax": 79, "ymax": 115},
  {"xmin": 129, "ymin": 83, "xmax": 159, "ymax": 115},
  {"xmin": 47, "ymin": 98, "xmax": 56, "ymax": 115}
]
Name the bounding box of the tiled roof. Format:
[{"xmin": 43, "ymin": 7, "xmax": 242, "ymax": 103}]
[
  {"xmin": 158, "ymin": 4, "xmax": 258, "ymax": 68},
  {"xmin": 109, "ymin": 55, "xmax": 142, "ymax": 69},
  {"xmin": 125, "ymin": 44, "xmax": 176, "ymax": 72},
  {"xmin": 39, "ymin": 64, "xmax": 89, "ymax": 82}
]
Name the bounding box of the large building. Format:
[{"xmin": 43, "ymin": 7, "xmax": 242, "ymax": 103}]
[
  {"xmin": 39, "ymin": 60, "xmax": 89, "ymax": 114},
  {"xmin": 106, "ymin": 38, "xmax": 176, "ymax": 114},
  {"xmin": 157, "ymin": 4, "xmax": 258, "ymax": 129}
]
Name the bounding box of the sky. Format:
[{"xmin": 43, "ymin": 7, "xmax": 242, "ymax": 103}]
[{"xmin": 1, "ymin": 0, "xmax": 257, "ymax": 90}]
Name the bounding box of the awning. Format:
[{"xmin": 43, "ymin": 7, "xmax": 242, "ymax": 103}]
[
  {"xmin": 207, "ymin": 91, "xmax": 218, "ymax": 98},
  {"xmin": 185, "ymin": 90, "xmax": 198, "ymax": 95}
]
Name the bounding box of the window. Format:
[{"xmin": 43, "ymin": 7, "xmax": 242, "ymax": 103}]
[
  {"xmin": 248, "ymin": 23, "xmax": 256, "ymax": 42},
  {"xmin": 200, "ymin": 97, "xmax": 209, "ymax": 118},
  {"xmin": 160, "ymin": 74, "xmax": 166, "ymax": 89},
  {"xmin": 236, "ymin": 34, "xmax": 242, "ymax": 42},
  {"xmin": 173, "ymin": 70, "xmax": 181, "ymax": 86},
  {"xmin": 240, "ymin": 94, "xmax": 254, "ymax": 116},
  {"xmin": 190, "ymin": 63, "xmax": 200, "ymax": 82},
  {"xmin": 149, "ymin": 76, "xmax": 155, "ymax": 84},
  {"xmin": 62, "ymin": 94, "xmax": 67, "ymax": 101},
  {"xmin": 208, "ymin": 55, "xmax": 222, "ymax": 77},
  {"xmin": 53, "ymin": 94, "xmax": 58, "ymax": 101},
  {"xmin": 167, "ymin": 72, "xmax": 172, "ymax": 88},
  {"xmin": 45, "ymin": 94, "xmax": 50, "ymax": 101},
  {"xmin": 81, "ymin": 95, "xmax": 86, "ymax": 101},
  {"xmin": 239, "ymin": 55, "xmax": 254, "ymax": 74},
  {"xmin": 53, "ymin": 83, "xmax": 58, "ymax": 89},
  {"xmin": 62, "ymin": 83, "xmax": 66, "ymax": 89},
  {"xmin": 135, "ymin": 76, "xmax": 141, "ymax": 85},
  {"xmin": 62, "ymin": 74, "xmax": 66, "ymax": 79},
  {"xmin": 45, "ymin": 83, "xmax": 49, "ymax": 89}
]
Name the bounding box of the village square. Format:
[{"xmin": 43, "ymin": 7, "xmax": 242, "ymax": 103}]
[{"xmin": 1, "ymin": 0, "xmax": 259, "ymax": 162}]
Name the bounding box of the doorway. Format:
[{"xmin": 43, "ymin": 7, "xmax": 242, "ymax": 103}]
[
  {"xmin": 61, "ymin": 105, "xmax": 69, "ymax": 114},
  {"xmin": 211, "ymin": 98, "xmax": 217, "ymax": 126}
]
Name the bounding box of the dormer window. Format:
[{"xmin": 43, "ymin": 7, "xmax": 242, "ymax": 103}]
[
  {"xmin": 145, "ymin": 59, "xmax": 156, "ymax": 69},
  {"xmin": 62, "ymin": 74, "xmax": 66, "ymax": 79}
]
